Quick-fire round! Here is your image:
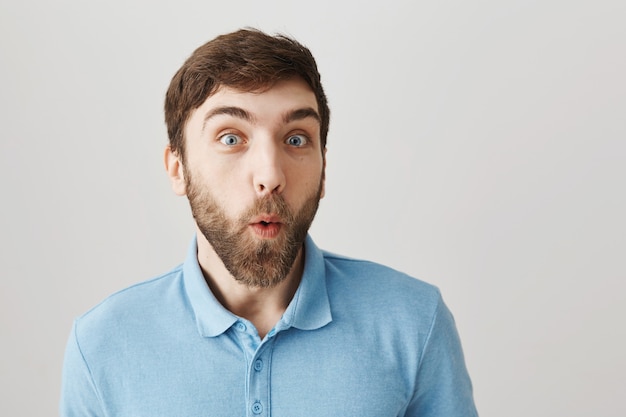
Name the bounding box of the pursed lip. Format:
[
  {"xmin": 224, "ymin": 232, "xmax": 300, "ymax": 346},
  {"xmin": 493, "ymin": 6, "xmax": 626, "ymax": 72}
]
[{"xmin": 248, "ymin": 214, "xmax": 283, "ymax": 239}]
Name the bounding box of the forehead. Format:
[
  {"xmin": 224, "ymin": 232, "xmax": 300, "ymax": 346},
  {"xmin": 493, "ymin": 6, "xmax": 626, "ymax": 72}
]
[{"xmin": 191, "ymin": 78, "xmax": 318, "ymax": 123}]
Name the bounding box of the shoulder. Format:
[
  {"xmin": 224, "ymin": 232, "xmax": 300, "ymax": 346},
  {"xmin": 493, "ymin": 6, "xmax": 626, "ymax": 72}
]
[
  {"xmin": 73, "ymin": 265, "xmax": 185, "ymax": 342},
  {"xmin": 317, "ymin": 251, "xmax": 461, "ymax": 379},
  {"xmin": 322, "ymin": 250, "xmax": 439, "ymax": 296},
  {"xmin": 321, "ymin": 250, "xmax": 442, "ymax": 320}
]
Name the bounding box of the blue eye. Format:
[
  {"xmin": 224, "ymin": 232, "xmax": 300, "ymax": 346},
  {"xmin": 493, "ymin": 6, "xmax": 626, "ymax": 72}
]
[
  {"xmin": 286, "ymin": 135, "xmax": 307, "ymax": 147},
  {"xmin": 220, "ymin": 133, "xmax": 241, "ymax": 146}
]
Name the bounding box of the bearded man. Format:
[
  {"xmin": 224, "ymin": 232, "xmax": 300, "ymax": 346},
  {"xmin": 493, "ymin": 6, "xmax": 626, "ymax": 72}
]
[{"xmin": 60, "ymin": 28, "xmax": 478, "ymax": 417}]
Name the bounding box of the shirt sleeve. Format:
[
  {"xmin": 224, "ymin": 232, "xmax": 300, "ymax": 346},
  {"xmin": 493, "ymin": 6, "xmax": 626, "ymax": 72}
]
[
  {"xmin": 59, "ymin": 320, "xmax": 106, "ymax": 417},
  {"xmin": 405, "ymin": 294, "xmax": 479, "ymax": 416}
]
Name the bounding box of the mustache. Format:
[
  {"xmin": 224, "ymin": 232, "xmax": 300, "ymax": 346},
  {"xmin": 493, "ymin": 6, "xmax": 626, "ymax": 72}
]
[{"xmin": 239, "ymin": 194, "xmax": 294, "ymax": 224}]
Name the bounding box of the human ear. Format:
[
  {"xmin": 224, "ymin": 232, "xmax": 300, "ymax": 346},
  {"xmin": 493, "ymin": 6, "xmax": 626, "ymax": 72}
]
[
  {"xmin": 164, "ymin": 145, "xmax": 186, "ymax": 196},
  {"xmin": 320, "ymin": 147, "xmax": 327, "ymax": 199}
]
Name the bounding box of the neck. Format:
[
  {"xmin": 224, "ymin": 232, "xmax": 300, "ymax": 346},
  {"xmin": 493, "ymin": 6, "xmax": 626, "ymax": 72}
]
[{"xmin": 195, "ymin": 230, "xmax": 304, "ymax": 339}]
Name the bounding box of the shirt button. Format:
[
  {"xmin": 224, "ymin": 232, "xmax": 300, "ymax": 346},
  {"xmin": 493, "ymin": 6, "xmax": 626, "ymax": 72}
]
[
  {"xmin": 236, "ymin": 322, "xmax": 246, "ymax": 332},
  {"xmin": 254, "ymin": 359, "xmax": 263, "ymax": 371},
  {"xmin": 251, "ymin": 401, "xmax": 263, "ymax": 414}
]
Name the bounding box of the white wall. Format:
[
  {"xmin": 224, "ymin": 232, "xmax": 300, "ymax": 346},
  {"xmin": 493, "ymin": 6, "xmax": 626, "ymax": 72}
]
[{"xmin": 1, "ymin": 0, "xmax": 624, "ymax": 415}]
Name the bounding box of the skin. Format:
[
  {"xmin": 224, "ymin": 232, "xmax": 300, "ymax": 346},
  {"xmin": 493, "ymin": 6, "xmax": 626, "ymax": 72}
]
[{"xmin": 165, "ymin": 78, "xmax": 326, "ymax": 338}]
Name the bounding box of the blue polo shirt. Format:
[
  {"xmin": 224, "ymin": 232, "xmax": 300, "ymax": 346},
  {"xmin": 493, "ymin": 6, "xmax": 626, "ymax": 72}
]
[{"xmin": 60, "ymin": 235, "xmax": 477, "ymax": 416}]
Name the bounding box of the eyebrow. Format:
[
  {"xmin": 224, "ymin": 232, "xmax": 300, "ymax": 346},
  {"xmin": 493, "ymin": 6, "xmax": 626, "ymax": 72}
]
[
  {"xmin": 202, "ymin": 106, "xmax": 321, "ymax": 131},
  {"xmin": 283, "ymin": 107, "xmax": 321, "ymax": 124},
  {"xmin": 202, "ymin": 106, "xmax": 255, "ymax": 131}
]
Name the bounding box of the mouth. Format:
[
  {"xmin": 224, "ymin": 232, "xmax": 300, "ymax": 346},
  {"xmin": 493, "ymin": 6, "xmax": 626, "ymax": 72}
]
[{"xmin": 249, "ymin": 215, "xmax": 283, "ymax": 239}]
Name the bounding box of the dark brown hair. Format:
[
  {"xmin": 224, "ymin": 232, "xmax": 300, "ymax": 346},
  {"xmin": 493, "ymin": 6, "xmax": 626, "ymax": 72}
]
[{"xmin": 165, "ymin": 28, "xmax": 330, "ymax": 158}]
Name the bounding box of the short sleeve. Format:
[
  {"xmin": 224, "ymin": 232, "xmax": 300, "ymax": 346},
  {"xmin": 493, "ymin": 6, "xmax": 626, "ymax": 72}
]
[
  {"xmin": 405, "ymin": 294, "xmax": 478, "ymax": 416},
  {"xmin": 59, "ymin": 321, "xmax": 105, "ymax": 417}
]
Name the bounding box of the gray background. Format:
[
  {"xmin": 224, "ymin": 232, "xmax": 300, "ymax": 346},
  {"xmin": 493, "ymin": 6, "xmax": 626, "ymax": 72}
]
[{"xmin": 1, "ymin": 0, "xmax": 625, "ymax": 416}]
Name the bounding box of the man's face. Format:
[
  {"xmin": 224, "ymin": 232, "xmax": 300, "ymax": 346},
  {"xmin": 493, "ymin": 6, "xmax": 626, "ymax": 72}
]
[{"xmin": 174, "ymin": 78, "xmax": 325, "ymax": 288}]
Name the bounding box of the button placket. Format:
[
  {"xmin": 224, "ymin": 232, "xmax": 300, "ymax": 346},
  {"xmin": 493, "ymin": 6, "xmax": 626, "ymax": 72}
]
[
  {"xmin": 247, "ymin": 338, "xmax": 275, "ymax": 417},
  {"xmin": 248, "ymin": 353, "xmax": 265, "ymax": 416},
  {"xmin": 233, "ymin": 320, "xmax": 281, "ymax": 416}
]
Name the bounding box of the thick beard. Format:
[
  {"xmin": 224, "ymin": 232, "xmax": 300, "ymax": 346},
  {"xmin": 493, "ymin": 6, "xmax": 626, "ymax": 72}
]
[{"xmin": 185, "ymin": 173, "xmax": 322, "ymax": 288}]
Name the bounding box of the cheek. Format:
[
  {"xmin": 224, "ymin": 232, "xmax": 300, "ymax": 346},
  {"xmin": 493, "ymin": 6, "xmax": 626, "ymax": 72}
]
[{"xmin": 292, "ymin": 164, "xmax": 324, "ymax": 199}]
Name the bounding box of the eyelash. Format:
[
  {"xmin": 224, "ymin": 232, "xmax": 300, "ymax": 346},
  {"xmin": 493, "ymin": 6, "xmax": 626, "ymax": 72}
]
[
  {"xmin": 216, "ymin": 131, "xmax": 311, "ymax": 148},
  {"xmin": 285, "ymin": 134, "xmax": 308, "ymax": 147},
  {"xmin": 218, "ymin": 132, "xmax": 243, "ymax": 146}
]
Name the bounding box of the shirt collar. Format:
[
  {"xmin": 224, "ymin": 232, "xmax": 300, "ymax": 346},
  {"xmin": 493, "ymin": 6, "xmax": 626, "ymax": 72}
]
[
  {"xmin": 183, "ymin": 236, "xmax": 237, "ymax": 337},
  {"xmin": 279, "ymin": 234, "xmax": 332, "ymax": 331},
  {"xmin": 183, "ymin": 234, "xmax": 332, "ymax": 338}
]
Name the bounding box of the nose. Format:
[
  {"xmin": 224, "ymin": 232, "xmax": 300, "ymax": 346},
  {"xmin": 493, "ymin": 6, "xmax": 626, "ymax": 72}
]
[{"xmin": 250, "ymin": 139, "xmax": 286, "ymax": 197}]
